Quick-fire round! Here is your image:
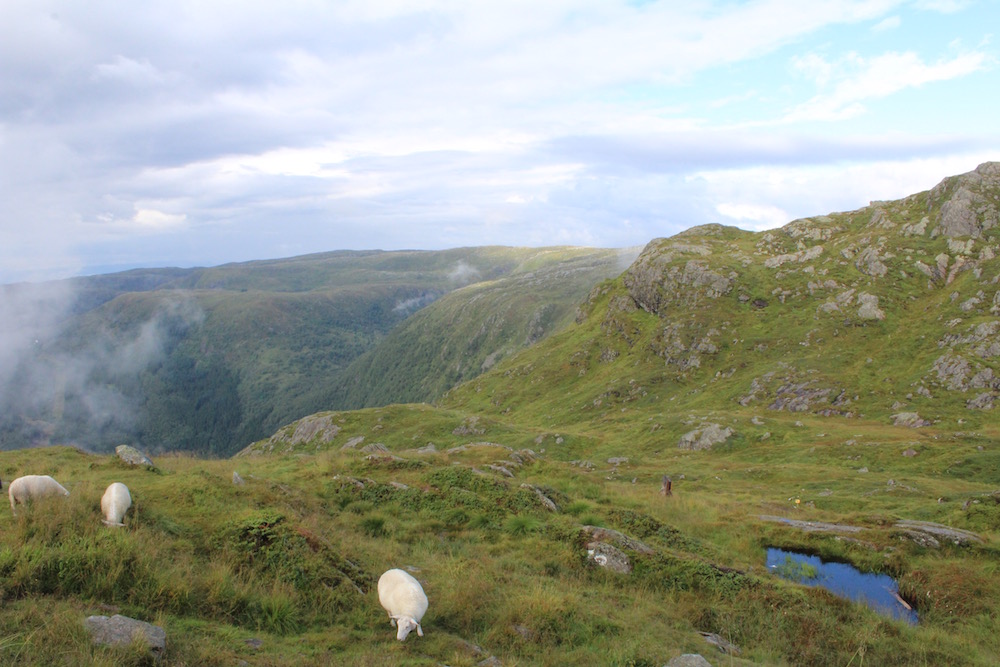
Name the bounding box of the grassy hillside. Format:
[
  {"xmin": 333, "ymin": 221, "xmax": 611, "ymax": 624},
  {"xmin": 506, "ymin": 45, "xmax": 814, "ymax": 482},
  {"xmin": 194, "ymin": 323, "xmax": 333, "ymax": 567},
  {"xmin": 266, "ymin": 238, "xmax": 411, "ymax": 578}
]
[
  {"xmin": 0, "ymin": 247, "xmax": 626, "ymax": 457},
  {"xmin": 1, "ymin": 163, "xmax": 998, "ymax": 665},
  {"xmin": 330, "ymin": 247, "xmax": 639, "ymax": 408}
]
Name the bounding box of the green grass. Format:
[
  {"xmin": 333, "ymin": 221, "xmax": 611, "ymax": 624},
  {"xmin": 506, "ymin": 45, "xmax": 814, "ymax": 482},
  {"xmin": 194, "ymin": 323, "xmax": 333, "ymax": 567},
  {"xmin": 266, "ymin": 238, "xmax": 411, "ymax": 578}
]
[{"xmin": 0, "ymin": 429, "xmax": 997, "ymax": 665}]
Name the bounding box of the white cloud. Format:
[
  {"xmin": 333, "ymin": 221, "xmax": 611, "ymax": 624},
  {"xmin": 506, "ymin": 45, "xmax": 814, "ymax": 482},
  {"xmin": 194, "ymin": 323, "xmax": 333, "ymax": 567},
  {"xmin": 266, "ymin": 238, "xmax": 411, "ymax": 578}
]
[
  {"xmin": 871, "ymin": 15, "xmax": 901, "ymax": 31},
  {"xmin": 716, "ymin": 202, "xmax": 790, "ymax": 230},
  {"xmin": 133, "ymin": 208, "xmax": 188, "ymax": 231},
  {"xmin": 786, "ymin": 50, "xmax": 991, "ymax": 122}
]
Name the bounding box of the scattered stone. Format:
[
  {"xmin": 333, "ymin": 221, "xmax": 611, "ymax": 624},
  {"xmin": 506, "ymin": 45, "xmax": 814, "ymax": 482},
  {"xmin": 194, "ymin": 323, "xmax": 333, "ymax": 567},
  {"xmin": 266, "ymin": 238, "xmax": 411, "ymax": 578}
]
[
  {"xmin": 360, "ymin": 443, "xmax": 390, "ymax": 455},
  {"xmin": 902, "ymin": 448, "xmax": 918, "ymax": 457},
  {"xmin": 84, "ymin": 614, "xmax": 166, "ymax": 658},
  {"xmin": 115, "ymin": 445, "xmax": 155, "ymax": 468},
  {"xmin": 416, "ymin": 443, "xmax": 437, "ymax": 453},
  {"xmin": 607, "ymin": 457, "xmax": 629, "ymax": 465},
  {"xmin": 858, "ymin": 467, "xmax": 869, "ymax": 474},
  {"xmin": 232, "ymin": 471, "xmax": 244, "ymax": 485},
  {"xmin": 667, "ymin": 654, "xmax": 714, "ymax": 667},
  {"xmin": 245, "ymin": 638, "xmax": 263, "ymax": 650},
  {"xmin": 484, "ymin": 464, "xmax": 514, "ymax": 478}
]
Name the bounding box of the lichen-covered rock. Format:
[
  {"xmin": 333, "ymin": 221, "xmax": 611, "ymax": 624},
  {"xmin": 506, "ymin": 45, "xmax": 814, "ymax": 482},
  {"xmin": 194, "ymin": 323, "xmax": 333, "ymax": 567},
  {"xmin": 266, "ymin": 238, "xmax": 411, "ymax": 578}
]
[
  {"xmin": 764, "ymin": 244, "xmax": 824, "ymax": 268},
  {"xmin": 855, "ymin": 247, "xmax": 889, "ymax": 277},
  {"xmin": 585, "ymin": 541, "xmax": 632, "ymax": 574},
  {"xmin": 115, "ymin": 445, "xmax": 154, "ymax": 468},
  {"xmin": 892, "ymin": 412, "xmax": 930, "ymax": 428},
  {"xmin": 678, "ymin": 423, "xmax": 734, "ymax": 450},
  {"xmin": 84, "ymin": 614, "xmax": 166, "ymax": 657},
  {"xmin": 857, "ymin": 293, "xmax": 885, "ymax": 320}
]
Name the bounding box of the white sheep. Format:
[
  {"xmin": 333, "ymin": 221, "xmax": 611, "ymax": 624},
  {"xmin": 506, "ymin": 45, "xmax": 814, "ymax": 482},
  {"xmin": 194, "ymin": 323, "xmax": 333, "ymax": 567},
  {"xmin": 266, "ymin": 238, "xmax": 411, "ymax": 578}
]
[
  {"xmin": 101, "ymin": 482, "xmax": 132, "ymax": 526},
  {"xmin": 8, "ymin": 475, "xmax": 70, "ymax": 515},
  {"xmin": 377, "ymin": 568, "xmax": 428, "ymax": 641}
]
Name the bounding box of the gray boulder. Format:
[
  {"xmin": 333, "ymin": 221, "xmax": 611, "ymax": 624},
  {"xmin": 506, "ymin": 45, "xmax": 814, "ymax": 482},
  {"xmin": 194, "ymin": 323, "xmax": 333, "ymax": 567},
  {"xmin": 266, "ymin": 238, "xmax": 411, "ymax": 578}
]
[
  {"xmin": 84, "ymin": 614, "xmax": 165, "ymax": 657},
  {"xmin": 115, "ymin": 445, "xmax": 155, "ymax": 468}
]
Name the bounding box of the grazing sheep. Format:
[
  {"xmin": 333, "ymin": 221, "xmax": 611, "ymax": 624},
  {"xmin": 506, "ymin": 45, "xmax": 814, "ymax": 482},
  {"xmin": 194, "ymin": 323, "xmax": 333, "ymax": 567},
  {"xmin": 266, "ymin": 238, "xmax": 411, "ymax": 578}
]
[
  {"xmin": 377, "ymin": 568, "xmax": 428, "ymax": 641},
  {"xmin": 101, "ymin": 482, "xmax": 132, "ymax": 526},
  {"xmin": 8, "ymin": 475, "xmax": 70, "ymax": 515}
]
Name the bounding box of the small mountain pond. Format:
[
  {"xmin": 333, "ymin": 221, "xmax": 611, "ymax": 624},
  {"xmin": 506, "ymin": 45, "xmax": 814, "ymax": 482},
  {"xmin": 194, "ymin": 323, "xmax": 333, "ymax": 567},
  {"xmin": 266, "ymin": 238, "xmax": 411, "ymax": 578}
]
[{"xmin": 766, "ymin": 548, "xmax": 918, "ymax": 624}]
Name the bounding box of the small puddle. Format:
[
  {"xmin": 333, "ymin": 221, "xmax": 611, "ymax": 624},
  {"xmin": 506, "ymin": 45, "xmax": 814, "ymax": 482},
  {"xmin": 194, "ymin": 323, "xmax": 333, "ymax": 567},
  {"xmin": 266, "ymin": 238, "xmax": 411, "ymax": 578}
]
[{"xmin": 766, "ymin": 548, "xmax": 917, "ymax": 624}]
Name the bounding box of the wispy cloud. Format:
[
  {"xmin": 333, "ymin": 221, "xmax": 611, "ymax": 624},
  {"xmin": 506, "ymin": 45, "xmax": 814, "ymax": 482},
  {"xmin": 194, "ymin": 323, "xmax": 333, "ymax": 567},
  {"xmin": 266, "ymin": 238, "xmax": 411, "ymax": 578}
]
[{"xmin": 786, "ymin": 49, "xmax": 992, "ymax": 122}]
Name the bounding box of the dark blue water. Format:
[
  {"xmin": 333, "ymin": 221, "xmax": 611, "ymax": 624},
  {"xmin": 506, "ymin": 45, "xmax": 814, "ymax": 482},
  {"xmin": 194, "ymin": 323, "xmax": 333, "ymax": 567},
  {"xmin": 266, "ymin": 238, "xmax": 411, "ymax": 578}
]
[{"xmin": 766, "ymin": 548, "xmax": 918, "ymax": 624}]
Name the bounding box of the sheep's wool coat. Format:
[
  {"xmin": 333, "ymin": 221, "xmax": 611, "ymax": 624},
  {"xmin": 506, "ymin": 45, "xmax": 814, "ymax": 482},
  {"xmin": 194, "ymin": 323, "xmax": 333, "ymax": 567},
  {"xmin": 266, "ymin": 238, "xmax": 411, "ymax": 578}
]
[
  {"xmin": 9, "ymin": 475, "xmax": 70, "ymax": 513},
  {"xmin": 377, "ymin": 568, "xmax": 428, "ymax": 640},
  {"xmin": 101, "ymin": 482, "xmax": 132, "ymax": 526}
]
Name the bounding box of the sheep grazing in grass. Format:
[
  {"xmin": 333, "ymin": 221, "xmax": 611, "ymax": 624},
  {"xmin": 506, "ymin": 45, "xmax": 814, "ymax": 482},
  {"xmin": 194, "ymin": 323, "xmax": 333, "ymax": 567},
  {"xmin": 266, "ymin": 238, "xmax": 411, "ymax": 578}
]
[
  {"xmin": 8, "ymin": 475, "xmax": 70, "ymax": 515},
  {"xmin": 101, "ymin": 482, "xmax": 132, "ymax": 527},
  {"xmin": 377, "ymin": 568, "xmax": 428, "ymax": 641}
]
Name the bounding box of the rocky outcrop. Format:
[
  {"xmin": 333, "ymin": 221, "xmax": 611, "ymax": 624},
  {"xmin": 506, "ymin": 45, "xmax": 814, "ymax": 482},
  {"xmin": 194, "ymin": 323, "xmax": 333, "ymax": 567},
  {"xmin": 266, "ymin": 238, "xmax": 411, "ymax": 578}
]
[
  {"xmin": 932, "ymin": 162, "xmax": 1000, "ymax": 238},
  {"xmin": 623, "ymin": 239, "xmax": 734, "ymax": 316}
]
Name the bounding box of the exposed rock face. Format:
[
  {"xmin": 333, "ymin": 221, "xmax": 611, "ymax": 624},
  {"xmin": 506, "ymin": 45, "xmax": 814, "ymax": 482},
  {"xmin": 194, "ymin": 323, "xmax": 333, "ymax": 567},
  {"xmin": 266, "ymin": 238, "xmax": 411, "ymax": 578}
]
[
  {"xmin": 764, "ymin": 244, "xmax": 824, "ymax": 268},
  {"xmin": 242, "ymin": 413, "xmax": 342, "ymax": 454},
  {"xmin": 115, "ymin": 445, "xmax": 154, "ymax": 468},
  {"xmin": 623, "ymin": 238, "xmax": 734, "ymax": 315},
  {"xmin": 678, "ymin": 423, "xmax": 734, "ymax": 450},
  {"xmin": 895, "ymin": 520, "xmax": 983, "ymax": 546},
  {"xmin": 932, "ymin": 162, "xmax": 1000, "ymax": 238},
  {"xmin": 84, "ymin": 614, "xmax": 166, "ymax": 657}
]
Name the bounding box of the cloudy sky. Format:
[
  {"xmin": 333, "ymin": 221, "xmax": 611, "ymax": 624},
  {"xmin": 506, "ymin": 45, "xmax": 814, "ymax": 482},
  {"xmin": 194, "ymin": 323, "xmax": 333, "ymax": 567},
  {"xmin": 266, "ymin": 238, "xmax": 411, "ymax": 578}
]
[{"xmin": 2, "ymin": 0, "xmax": 998, "ymax": 283}]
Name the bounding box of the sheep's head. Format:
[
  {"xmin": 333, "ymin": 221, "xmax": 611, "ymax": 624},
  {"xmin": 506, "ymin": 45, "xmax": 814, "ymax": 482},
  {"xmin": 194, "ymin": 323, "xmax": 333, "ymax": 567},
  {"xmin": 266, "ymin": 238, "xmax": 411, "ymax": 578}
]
[{"xmin": 395, "ymin": 616, "xmax": 422, "ymax": 641}]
